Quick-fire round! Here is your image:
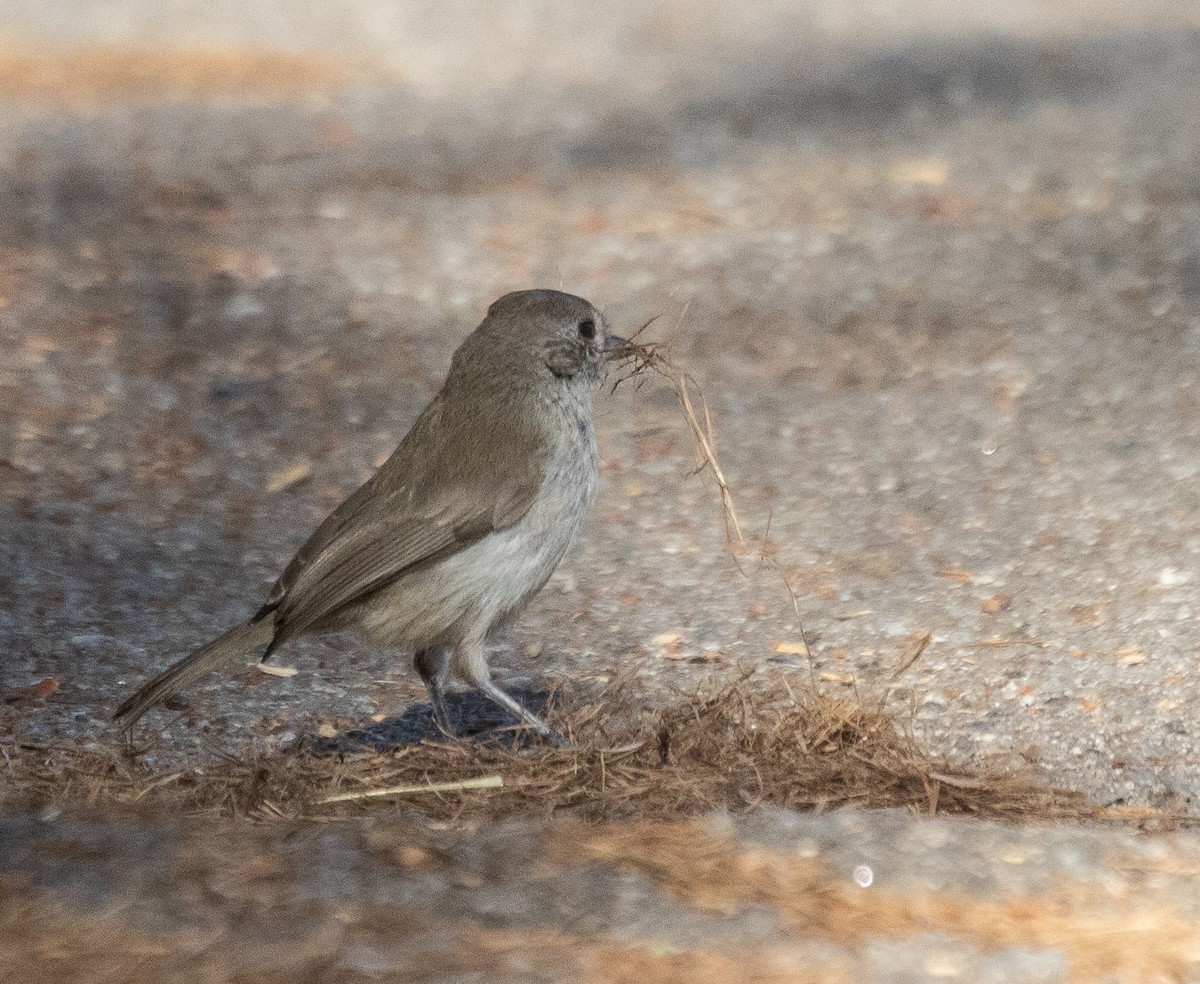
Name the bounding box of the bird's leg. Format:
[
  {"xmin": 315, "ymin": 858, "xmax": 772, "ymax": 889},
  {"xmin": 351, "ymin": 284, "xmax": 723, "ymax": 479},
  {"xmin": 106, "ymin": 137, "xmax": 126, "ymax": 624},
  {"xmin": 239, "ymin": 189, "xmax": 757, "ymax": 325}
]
[
  {"xmin": 475, "ymin": 678, "xmax": 569, "ymax": 747},
  {"xmin": 413, "ymin": 647, "xmax": 454, "ymax": 737},
  {"xmin": 453, "ymin": 638, "xmax": 569, "ymax": 747}
]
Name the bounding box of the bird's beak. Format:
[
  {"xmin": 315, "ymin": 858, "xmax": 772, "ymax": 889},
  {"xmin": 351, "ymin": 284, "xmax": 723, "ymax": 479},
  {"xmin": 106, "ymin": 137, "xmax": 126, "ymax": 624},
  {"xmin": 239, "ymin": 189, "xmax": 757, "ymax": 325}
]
[{"xmin": 605, "ymin": 333, "xmax": 631, "ymax": 359}]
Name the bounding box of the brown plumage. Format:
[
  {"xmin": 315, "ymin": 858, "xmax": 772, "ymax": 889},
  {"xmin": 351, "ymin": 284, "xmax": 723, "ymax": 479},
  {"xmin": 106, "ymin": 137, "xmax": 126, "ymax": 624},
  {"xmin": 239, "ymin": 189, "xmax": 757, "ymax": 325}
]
[{"xmin": 115, "ymin": 289, "xmax": 620, "ymax": 742}]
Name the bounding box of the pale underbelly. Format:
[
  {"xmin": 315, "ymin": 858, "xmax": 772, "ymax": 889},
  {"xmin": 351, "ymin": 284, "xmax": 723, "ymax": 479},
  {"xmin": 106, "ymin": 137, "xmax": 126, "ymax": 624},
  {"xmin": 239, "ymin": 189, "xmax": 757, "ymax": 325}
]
[{"xmin": 356, "ymin": 473, "xmax": 594, "ymax": 648}]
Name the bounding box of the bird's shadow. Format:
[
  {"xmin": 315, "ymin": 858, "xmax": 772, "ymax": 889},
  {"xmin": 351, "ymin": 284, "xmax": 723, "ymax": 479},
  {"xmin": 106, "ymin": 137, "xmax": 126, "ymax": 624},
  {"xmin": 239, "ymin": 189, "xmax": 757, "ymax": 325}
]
[{"xmin": 301, "ymin": 687, "xmax": 553, "ymax": 755}]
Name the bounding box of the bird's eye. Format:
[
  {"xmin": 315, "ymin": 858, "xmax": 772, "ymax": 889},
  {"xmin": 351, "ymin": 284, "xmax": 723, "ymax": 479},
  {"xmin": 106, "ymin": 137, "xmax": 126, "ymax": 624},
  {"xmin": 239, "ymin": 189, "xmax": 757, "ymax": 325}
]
[{"xmin": 578, "ymin": 318, "xmax": 596, "ymax": 340}]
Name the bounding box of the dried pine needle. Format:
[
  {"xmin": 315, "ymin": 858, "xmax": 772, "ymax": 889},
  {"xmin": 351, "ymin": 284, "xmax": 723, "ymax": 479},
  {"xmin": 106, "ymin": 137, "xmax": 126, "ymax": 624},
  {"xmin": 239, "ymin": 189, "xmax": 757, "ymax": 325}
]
[
  {"xmin": 1, "ymin": 674, "xmax": 1133, "ymax": 827},
  {"xmin": 611, "ymin": 319, "xmax": 745, "ymax": 550}
]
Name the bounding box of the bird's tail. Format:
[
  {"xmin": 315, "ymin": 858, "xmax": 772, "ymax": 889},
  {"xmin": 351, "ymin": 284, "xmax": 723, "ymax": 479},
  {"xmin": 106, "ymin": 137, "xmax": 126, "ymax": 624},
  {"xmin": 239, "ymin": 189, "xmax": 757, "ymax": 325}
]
[{"xmin": 113, "ymin": 619, "xmax": 274, "ymax": 726}]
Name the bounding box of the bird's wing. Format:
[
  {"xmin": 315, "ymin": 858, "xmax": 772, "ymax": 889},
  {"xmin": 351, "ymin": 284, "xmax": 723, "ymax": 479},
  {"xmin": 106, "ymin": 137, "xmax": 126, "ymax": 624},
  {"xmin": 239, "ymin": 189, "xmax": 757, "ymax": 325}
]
[{"xmin": 257, "ymin": 397, "xmax": 550, "ymax": 649}]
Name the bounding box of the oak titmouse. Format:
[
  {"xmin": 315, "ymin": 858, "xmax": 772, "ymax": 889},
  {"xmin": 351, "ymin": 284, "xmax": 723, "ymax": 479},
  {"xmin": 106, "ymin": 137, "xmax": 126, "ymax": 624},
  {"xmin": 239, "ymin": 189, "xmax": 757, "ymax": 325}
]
[{"xmin": 115, "ymin": 289, "xmax": 622, "ymax": 742}]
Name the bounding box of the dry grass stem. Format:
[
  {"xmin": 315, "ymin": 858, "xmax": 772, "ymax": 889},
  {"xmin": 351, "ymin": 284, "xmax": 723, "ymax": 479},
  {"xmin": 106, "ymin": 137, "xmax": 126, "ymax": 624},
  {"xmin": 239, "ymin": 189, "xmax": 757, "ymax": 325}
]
[
  {"xmin": 612, "ymin": 320, "xmax": 745, "ymax": 550},
  {"xmin": 315, "ymin": 774, "xmax": 504, "ymax": 804},
  {"xmin": 890, "ymin": 630, "xmax": 933, "ymax": 682}
]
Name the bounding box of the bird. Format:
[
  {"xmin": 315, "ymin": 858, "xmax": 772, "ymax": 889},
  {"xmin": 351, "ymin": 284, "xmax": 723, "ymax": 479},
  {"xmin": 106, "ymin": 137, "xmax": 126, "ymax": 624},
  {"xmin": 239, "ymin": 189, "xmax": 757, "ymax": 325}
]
[{"xmin": 114, "ymin": 288, "xmax": 624, "ymax": 743}]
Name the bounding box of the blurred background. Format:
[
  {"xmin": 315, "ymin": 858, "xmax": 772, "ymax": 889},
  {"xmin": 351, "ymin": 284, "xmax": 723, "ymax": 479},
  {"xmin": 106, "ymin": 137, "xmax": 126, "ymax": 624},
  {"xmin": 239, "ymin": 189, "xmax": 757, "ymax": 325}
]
[{"xmin": 4, "ymin": 1, "xmax": 1200, "ymax": 979}]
